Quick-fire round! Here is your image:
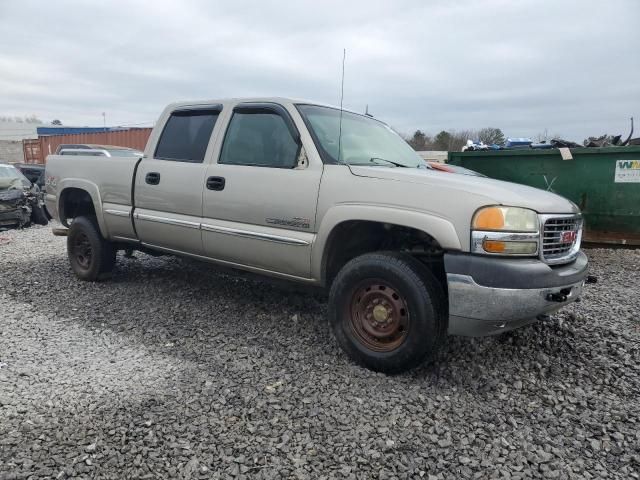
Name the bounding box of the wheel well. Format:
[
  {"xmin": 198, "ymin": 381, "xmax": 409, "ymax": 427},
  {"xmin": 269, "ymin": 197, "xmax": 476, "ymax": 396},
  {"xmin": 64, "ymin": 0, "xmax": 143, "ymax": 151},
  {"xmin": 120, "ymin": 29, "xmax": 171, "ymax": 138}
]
[
  {"xmin": 59, "ymin": 188, "xmax": 96, "ymax": 226},
  {"xmin": 322, "ymin": 221, "xmax": 446, "ymax": 289}
]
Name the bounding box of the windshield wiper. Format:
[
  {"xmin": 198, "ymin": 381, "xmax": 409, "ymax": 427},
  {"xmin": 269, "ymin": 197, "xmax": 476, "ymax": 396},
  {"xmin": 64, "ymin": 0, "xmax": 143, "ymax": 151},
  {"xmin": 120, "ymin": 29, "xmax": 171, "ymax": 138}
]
[{"xmin": 369, "ymin": 157, "xmax": 408, "ymax": 168}]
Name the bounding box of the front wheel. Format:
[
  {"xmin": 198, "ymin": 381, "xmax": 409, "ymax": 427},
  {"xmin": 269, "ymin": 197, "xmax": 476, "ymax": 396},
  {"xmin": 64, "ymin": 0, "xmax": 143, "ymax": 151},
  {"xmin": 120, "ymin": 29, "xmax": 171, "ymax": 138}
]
[
  {"xmin": 67, "ymin": 216, "xmax": 116, "ymax": 281},
  {"xmin": 328, "ymin": 252, "xmax": 446, "ymax": 373},
  {"xmin": 31, "ymin": 202, "xmax": 49, "ymax": 226}
]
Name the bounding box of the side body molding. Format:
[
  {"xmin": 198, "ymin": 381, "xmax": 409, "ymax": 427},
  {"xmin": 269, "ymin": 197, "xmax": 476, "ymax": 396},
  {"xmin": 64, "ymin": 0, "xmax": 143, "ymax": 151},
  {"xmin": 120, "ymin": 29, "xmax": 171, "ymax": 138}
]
[{"xmin": 311, "ymin": 204, "xmax": 462, "ymax": 283}]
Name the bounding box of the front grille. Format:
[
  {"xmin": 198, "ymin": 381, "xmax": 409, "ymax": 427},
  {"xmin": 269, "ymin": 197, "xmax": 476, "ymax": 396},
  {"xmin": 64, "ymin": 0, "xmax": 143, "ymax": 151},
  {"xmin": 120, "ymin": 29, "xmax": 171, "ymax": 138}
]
[{"xmin": 542, "ymin": 216, "xmax": 582, "ymax": 263}]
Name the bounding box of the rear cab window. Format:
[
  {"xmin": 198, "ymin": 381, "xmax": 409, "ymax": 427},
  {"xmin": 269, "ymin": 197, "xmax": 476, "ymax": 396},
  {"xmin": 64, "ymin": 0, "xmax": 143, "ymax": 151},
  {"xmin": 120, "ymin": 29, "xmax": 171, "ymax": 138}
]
[{"xmin": 155, "ymin": 108, "xmax": 220, "ymax": 163}]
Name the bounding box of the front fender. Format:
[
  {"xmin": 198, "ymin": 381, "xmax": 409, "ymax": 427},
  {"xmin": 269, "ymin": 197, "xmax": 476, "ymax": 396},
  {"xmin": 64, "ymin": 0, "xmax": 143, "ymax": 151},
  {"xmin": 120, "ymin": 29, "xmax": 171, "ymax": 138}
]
[
  {"xmin": 57, "ymin": 178, "xmax": 109, "ymax": 237},
  {"xmin": 311, "ymin": 204, "xmax": 462, "ymax": 281}
]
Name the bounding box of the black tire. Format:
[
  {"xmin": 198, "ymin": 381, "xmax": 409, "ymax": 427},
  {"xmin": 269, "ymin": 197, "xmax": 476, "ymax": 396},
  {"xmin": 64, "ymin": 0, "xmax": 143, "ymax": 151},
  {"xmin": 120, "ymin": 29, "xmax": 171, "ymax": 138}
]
[
  {"xmin": 17, "ymin": 209, "xmax": 31, "ymax": 229},
  {"xmin": 31, "ymin": 203, "xmax": 49, "ymax": 226},
  {"xmin": 67, "ymin": 216, "xmax": 116, "ymax": 281},
  {"xmin": 328, "ymin": 252, "xmax": 447, "ymax": 373}
]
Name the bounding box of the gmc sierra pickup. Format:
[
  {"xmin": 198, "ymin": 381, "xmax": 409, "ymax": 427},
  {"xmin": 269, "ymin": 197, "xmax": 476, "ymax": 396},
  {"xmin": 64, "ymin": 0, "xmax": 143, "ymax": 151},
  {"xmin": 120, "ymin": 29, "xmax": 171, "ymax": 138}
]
[{"xmin": 45, "ymin": 97, "xmax": 589, "ymax": 372}]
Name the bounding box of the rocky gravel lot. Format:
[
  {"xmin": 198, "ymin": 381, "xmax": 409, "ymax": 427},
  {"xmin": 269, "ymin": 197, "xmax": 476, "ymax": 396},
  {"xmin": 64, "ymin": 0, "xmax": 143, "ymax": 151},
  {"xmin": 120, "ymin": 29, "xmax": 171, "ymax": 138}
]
[{"xmin": 0, "ymin": 224, "xmax": 639, "ymax": 479}]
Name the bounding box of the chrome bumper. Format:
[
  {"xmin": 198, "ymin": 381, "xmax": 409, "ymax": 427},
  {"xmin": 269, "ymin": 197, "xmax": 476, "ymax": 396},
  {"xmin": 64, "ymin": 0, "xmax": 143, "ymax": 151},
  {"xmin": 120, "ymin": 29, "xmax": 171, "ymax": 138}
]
[{"xmin": 447, "ymin": 274, "xmax": 585, "ymax": 336}]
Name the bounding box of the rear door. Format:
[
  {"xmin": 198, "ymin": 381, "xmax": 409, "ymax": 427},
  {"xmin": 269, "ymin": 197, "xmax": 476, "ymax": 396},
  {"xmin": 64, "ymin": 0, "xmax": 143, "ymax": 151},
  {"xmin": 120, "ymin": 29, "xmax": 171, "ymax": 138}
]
[
  {"xmin": 201, "ymin": 102, "xmax": 322, "ymax": 278},
  {"xmin": 134, "ymin": 106, "xmax": 221, "ymax": 255}
]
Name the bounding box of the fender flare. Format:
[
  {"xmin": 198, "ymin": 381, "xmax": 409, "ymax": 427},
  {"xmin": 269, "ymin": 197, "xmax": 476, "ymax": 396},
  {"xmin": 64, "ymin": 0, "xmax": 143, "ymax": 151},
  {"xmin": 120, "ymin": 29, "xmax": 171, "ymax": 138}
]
[
  {"xmin": 57, "ymin": 178, "xmax": 109, "ymax": 237},
  {"xmin": 311, "ymin": 204, "xmax": 462, "ymax": 282}
]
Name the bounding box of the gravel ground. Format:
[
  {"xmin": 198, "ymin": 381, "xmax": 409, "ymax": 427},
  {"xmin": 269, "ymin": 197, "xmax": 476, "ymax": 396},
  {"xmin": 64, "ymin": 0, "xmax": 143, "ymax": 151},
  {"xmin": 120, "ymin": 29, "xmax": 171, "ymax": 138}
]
[{"xmin": 0, "ymin": 224, "xmax": 639, "ymax": 480}]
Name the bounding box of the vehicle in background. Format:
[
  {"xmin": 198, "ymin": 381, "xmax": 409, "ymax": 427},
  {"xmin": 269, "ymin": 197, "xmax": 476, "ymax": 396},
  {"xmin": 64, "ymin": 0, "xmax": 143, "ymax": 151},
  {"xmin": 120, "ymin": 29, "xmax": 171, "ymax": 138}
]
[
  {"xmin": 0, "ymin": 163, "xmax": 48, "ymax": 230},
  {"xmin": 14, "ymin": 163, "xmax": 45, "ymax": 189},
  {"xmin": 13, "ymin": 163, "xmax": 53, "ymax": 220},
  {"xmin": 44, "ymin": 97, "xmax": 588, "ymax": 373},
  {"xmin": 55, "ymin": 144, "xmax": 143, "ymax": 157}
]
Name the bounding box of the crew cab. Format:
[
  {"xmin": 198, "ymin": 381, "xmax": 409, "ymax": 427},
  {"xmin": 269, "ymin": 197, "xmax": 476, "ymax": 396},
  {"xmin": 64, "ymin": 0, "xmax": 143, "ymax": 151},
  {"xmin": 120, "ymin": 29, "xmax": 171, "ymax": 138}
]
[{"xmin": 44, "ymin": 98, "xmax": 588, "ymax": 372}]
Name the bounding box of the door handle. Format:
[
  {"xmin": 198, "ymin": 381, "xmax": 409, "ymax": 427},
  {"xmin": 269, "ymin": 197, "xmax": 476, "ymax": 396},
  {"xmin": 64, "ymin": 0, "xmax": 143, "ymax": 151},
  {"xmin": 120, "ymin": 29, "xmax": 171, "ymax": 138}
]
[
  {"xmin": 145, "ymin": 172, "xmax": 160, "ymax": 185},
  {"xmin": 206, "ymin": 176, "xmax": 225, "ymax": 191}
]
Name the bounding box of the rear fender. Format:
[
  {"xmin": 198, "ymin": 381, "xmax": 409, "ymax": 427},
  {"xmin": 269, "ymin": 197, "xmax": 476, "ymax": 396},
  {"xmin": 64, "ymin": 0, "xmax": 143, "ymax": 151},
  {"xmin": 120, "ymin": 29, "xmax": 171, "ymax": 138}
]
[{"xmin": 57, "ymin": 179, "xmax": 108, "ymax": 237}]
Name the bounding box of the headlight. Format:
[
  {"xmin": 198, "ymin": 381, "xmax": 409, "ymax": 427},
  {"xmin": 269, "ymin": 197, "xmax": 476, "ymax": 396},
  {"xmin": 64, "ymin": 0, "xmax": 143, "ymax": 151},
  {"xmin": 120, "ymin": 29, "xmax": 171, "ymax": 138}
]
[
  {"xmin": 472, "ymin": 206, "xmax": 538, "ymax": 232},
  {"xmin": 471, "ymin": 206, "xmax": 539, "ymax": 256}
]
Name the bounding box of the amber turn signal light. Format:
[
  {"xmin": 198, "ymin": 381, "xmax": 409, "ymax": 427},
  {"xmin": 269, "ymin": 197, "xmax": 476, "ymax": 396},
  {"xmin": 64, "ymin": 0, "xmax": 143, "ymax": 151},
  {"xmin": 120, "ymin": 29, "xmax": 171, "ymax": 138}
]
[
  {"xmin": 473, "ymin": 207, "xmax": 505, "ymax": 230},
  {"xmin": 482, "ymin": 240, "xmax": 537, "ymax": 255}
]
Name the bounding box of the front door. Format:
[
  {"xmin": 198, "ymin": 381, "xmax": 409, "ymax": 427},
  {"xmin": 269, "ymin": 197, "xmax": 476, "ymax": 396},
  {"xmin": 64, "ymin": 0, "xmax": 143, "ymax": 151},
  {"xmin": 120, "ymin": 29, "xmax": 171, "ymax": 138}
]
[
  {"xmin": 134, "ymin": 107, "xmax": 221, "ymax": 255},
  {"xmin": 201, "ymin": 103, "xmax": 322, "ymax": 279}
]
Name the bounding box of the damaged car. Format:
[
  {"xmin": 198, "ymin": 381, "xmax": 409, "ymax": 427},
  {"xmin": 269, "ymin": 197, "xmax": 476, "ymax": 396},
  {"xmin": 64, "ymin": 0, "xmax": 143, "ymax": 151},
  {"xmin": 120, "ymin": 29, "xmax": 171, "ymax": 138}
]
[{"xmin": 0, "ymin": 163, "xmax": 49, "ymax": 230}]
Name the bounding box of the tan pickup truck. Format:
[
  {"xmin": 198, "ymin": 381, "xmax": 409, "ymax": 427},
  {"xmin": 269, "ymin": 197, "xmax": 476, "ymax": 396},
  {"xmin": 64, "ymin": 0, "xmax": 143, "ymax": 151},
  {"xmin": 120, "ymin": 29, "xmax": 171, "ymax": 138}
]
[{"xmin": 45, "ymin": 97, "xmax": 588, "ymax": 372}]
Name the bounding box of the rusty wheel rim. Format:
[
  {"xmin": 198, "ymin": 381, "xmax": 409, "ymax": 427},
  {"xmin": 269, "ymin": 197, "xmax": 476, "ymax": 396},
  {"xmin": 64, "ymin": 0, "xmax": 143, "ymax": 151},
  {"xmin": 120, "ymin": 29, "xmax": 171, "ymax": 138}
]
[
  {"xmin": 72, "ymin": 232, "xmax": 92, "ymax": 270},
  {"xmin": 347, "ymin": 280, "xmax": 409, "ymax": 352}
]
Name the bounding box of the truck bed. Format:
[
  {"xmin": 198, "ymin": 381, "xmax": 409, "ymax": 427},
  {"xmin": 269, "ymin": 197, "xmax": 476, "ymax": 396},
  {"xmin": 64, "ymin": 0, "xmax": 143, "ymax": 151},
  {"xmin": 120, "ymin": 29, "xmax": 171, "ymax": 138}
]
[{"xmin": 45, "ymin": 154, "xmax": 142, "ymax": 240}]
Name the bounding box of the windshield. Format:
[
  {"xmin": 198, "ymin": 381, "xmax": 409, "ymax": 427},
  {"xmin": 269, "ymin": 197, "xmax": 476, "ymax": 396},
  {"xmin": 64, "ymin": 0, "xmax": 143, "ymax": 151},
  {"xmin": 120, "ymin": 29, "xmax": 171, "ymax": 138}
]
[
  {"xmin": 0, "ymin": 165, "xmax": 28, "ymax": 181},
  {"xmin": 0, "ymin": 164, "xmax": 31, "ymax": 187},
  {"xmin": 297, "ymin": 104, "xmax": 423, "ymax": 168}
]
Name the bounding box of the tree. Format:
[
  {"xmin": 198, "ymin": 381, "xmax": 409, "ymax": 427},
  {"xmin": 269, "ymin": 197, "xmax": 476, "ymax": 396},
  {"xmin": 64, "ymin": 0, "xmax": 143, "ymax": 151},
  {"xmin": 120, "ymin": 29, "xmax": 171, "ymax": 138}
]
[
  {"xmin": 453, "ymin": 130, "xmax": 475, "ymax": 151},
  {"xmin": 0, "ymin": 115, "xmax": 42, "ymax": 124},
  {"xmin": 433, "ymin": 130, "xmax": 453, "ymax": 151},
  {"xmin": 51, "ymin": 119, "xmax": 62, "ymax": 125},
  {"xmin": 24, "ymin": 115, "xmax": 43, "ymax": 124},
  {"xmin": 535, "ymin": 130, "xmax": 565, "ymax": 143},
  {"xmin": 477, "ymin": 127, "xmax": 505, "ymax": 146},
  {"xmin": 406, "ymin": 130, "xmax": 431, "ymax": 150},
  {"xmin": 535, "ymin": 129, "xmax": 549, "ymax": 143}
]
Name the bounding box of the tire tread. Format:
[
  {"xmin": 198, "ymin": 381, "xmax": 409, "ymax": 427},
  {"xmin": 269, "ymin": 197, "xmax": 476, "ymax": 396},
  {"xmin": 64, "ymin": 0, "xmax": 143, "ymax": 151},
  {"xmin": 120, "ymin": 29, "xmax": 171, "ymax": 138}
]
[
  {"xmin": 67, "ymin": 215, "xmax": 116, "ymax": 281},
  {"xmin": 328, "ymin": 251, "xmax": 447, "ymax": 373}
]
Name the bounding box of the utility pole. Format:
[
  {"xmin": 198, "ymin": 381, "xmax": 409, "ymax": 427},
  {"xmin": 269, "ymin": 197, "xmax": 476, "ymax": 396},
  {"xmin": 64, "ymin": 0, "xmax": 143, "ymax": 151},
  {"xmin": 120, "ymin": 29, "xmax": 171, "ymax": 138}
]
[{"xmin": 102, "ymin": 112, "xmax": 106, "ymax": 130}]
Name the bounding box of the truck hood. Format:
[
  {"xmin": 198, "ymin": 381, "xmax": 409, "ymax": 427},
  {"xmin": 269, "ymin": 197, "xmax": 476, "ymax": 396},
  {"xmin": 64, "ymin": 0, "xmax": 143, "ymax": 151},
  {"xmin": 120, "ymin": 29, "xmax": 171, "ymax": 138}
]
[{"xmin": 348, "ymin": 166, "xmax": 579, "ymax": 214}]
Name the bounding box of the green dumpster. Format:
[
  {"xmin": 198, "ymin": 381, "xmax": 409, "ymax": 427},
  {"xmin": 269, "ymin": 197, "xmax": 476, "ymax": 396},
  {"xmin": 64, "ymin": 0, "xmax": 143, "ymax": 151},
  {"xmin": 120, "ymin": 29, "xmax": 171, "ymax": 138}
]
[{"xmin": 448, "ymin": 146, "xmax": 640, "ymax": 245}]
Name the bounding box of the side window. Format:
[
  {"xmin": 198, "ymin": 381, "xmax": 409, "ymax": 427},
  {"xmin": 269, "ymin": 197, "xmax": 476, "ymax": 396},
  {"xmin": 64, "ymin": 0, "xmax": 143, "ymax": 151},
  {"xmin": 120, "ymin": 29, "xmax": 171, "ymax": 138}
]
[
  {"xmin": 155, "ymin": 109, "xmax": 219, "ymax": 163},
  {"xmin": 219, "ymin": 110, "xmax": 299, "ymax": 168}
]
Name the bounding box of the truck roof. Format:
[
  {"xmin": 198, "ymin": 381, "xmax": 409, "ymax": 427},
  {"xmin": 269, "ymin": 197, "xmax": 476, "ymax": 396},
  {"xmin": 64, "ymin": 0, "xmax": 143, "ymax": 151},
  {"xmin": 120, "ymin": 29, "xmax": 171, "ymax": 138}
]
[{"xmin": 166, "ymin": 97, "xmax": 363, "ymax": 117}]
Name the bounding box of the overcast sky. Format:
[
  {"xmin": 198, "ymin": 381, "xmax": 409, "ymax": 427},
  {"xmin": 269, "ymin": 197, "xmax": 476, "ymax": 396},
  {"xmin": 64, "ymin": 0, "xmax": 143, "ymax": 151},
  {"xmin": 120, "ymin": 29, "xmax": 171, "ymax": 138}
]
[{"xmin": 1, "ymin": 0, "xmax": 638, "ymax": 141}]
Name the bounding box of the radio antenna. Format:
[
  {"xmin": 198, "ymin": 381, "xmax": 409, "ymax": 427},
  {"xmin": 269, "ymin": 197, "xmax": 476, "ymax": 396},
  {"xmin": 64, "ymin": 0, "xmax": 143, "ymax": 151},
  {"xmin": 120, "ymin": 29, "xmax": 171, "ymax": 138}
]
[{"xmin": 338, "ymin": 48, "xmax": 346, "ymax": 164}]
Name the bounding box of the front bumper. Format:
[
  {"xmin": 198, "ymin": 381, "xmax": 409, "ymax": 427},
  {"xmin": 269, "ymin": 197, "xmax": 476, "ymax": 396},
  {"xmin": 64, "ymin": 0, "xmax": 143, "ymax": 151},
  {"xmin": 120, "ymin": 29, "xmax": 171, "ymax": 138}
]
[
  {"xmin": 445, "ymin": 251, "xmax": 589, "ymax": 336},
  {"xmin": 0, "ymin": 208, "xmax": 28, "ymax": 227}
]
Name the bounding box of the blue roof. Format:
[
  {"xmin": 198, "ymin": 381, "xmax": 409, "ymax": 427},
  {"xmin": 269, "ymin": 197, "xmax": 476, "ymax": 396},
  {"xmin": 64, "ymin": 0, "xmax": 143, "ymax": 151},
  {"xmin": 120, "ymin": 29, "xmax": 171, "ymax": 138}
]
[{"xmin": 36, "ymin": 126, "xmax": 119, "ymax": 136}]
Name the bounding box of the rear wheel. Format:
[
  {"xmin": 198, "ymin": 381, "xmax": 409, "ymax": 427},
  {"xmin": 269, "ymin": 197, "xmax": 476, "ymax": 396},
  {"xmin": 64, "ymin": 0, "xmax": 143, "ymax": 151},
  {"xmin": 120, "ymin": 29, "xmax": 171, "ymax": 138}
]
[
  {"xmin": 67, "ymin": 216, "xmax": 116, "ymax": 281},
  {"xmin": 328, "ymin": 252, "xmax": 446, "ymax": 373}
]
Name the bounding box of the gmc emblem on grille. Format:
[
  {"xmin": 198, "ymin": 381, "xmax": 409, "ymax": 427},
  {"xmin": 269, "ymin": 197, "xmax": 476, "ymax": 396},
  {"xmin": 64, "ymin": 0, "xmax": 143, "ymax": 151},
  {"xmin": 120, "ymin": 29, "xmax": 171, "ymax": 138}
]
[{"xmin": 561, "ymin": 230, "xmax": 577, "ymax": 243}]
